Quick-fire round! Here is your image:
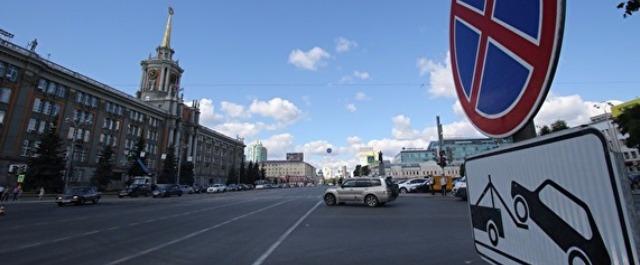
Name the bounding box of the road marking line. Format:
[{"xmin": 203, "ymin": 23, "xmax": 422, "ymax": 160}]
[
  {"xmin": 0, "ymin": 198, "xmax": 259, "ymax": 254},
  {"xmin": 251, "ymin": 200, "xmax": 322, "ymax": 265},
  {"xmin": 104, "ymin": 199, "xmax": 294, "ymax": 265}
]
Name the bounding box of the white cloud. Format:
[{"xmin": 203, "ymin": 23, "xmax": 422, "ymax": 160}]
[
  {"xmin": 452, "ymin": 100, "xmax": 465, "ymax": 118},
  {"xmin": 335, "ymin": 37, "xmax": 358, "ymax": 53},
  {"xmin": 195, "ymin": 98, "xmax": 223, "ymax": 127},
  {"xmin": 355, "ymin": 91, "xmax": 370, "ymax": 101},
  {"xmin": 262, "ymin": 133, "xmax": 295, "ymax": 160},
  {"xmin": 288, "ymin": 47, "xmax": 330, "ymax": 71},
  {"xmin": 220, "ymin": 101, "xmax": 249, "ymax": 119},
  {"xmin": 346, "ymin": 103, "xmax": 357, "ymax": 112},
  {"xmin": 391, "ymin": 115, "xmax": 420, "ymax": 140},
  {"xmin": 339, "ymin": 71, "xmax": 370, "ymax": 84},
  {"xmin": 249, "ymin": 98, "xmax": 302, "ymax": 123},
  {"xmin": 442, "ymin": 120, "xmax": 483, "ymax": 138},
  {"xmin": 535, "ymin": 94, "xmax": 622, "ymax": 127},
  {"xmin": 213, "ymin": 122, "xmax": 263, "ymax": 139},
  {"xmin": 353, "ymin": 70, "xmax": 370, "ymax": 80},
  {"xmin": 300, "ymin": 140, "xmax": 336, "ymax": 156},
  {"xmin": 417, "ymin": 52, "xmax": 456, "ymax": 98}
]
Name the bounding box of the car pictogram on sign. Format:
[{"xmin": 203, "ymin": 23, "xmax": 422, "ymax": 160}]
[
  {"xmin": 511, "ymin": 180, "xmax": 611, "ymax": 265},
  {"xmin": 450, "ymin": 0, "xmax": 565, "ymax": 138}
]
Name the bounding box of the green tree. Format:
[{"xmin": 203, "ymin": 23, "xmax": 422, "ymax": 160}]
[
  {"xmin": 539, "ymin": 125, "xmax": 552, "ymax": 136},
  {"xmin": 127, "ymin": 133, "xmax": 148, "ymax": 178},
  {"xmin": 260, "ymin": 167, "xmax": 266, "ymax": 181},
  {"xmin": 227, "ymin": 167, "xmax": 237, "ymax": 185},
  {"xmin": 615, "ymin": 104, "xmax": 640, "ymax": 150},
  {"xmin": 249, "ymin": 162, "xmax": 259, "ymax": 184},
  {"xmin": 159, "ymin": 146, "xmax": 176, "ymax": 184},
  {"xmin": 246, "ymin": 161, "xmax": 254, "ymax": 184},
  {"xmin": 180, "ymin": 161, "xmax": 194, "ymax": 185},
  {"xmin": 361, "ymin": 165, "xmax": 371, "ymax": 176},
  {"xmin": 550, "ymin": 120, "xmax": 569, "ymax": 132},
  {"xmin": 24, "ymin": 123, "xmax": 66, "ymax": 192},
  {"xmin": 238, "ymin": 160, "xmax": 246, "ymax": 184},
  {"xmin": 618, "ymin": 1, "xmax": 640, "ymax": 17},
  {"xmin": 353, "ymin": 165, "xmax": 362, "ymax": 177},
  {"xmin": 91, "ymin": 145, "xmax": 114, "ymax": 191}
]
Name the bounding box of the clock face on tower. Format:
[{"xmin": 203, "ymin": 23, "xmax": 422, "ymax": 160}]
[{"xmin": 148, "ymin": 69, "xmax": 158, "ymax": 79}]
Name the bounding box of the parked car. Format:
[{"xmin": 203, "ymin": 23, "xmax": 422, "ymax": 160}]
[
  {"xmin": 56, "ymin": 186, "xmax": 101, "ymax": 206},
  {"xmin": 207, "ymin": 184, "xmax": 227, "ymax": 193},
  {"xmin": 452, "ymin": 176, "xmax": 467, "ymax": 200},
  {"xmin": 119, "ymin": 184, "xmax": 153, "ymax": 198},
  {"xmin": 227, "ymin": 184, "xmax": 241, "ymax": 191},
  {"xmin": 152, "ymin": 184, "xmax": 183, "ymax": 198},
  {"xmin": 324, "ymin": 177, "xmax": 398, "ymax": 207},
  {"xmin": 192, "ymin": 185, "xmax": 205, "ymax": 193},
  {"xmin": 398, "ymin": 178, "xmax": 429, "ymax": 193},
  {"xmin": 180, "ymin": 185, "xmax": 195, "ymax": 194},
  {"xmin": 255, "ymin": 184, "xmax": 269, "ymax": 189}
]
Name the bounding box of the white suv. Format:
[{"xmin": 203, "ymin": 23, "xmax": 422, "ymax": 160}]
[{"xmin": 398, "ymin": 178, "xmax": 429, "ymax": 193}]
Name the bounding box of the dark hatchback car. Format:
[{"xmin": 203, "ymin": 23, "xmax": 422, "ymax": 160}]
[
  {"xmin": 56, "ymin": 186, "xmax": 101, "ymax": 206},
  {"xmin": 118, "ymin": 184, "xmax": 153, "ymax": 198},
  {"xmin": 152, "ymin": 184, "xmax": 183, "ymax": 198}
]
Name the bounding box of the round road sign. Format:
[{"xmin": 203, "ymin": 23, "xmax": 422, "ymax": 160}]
[{"xmin": 450, "ymin": 0, "xmax": 565, "ymax": 138}]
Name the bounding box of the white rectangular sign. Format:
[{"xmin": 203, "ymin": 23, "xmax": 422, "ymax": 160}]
[{"xmin": 465, "ymin": 128, "xmax": 638, "ymax": 265}]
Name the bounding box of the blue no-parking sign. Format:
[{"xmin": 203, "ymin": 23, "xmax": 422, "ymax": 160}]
[{"xmin": 450, "ymin": 0, "xmax": 565, "ymax": 138}]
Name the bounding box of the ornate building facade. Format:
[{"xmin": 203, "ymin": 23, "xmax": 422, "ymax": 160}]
[{"xmin": 0, "ymin": 8, "xmax": 244, "ymax": 187}]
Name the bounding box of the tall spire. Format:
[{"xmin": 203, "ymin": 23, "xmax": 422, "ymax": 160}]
[{"xmin": 160, "ymin": 7, "xmax": 174, "ymax": 49}]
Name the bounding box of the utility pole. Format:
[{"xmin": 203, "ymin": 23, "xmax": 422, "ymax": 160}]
[{"xmin": 436, "ymin": 116, "xmax": 447, "ymax": 194}]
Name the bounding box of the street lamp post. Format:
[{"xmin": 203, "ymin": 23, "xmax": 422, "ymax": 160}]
[{"xmin": 64, "ymin": 117, "xmax": 80, "ymax": 190}]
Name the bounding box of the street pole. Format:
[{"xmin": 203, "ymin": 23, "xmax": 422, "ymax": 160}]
[
  {"xmin": 64, "ymin": 118, "xmax": 78, "ymax": 191},
  {"xmin": 512, "ymin": 121, "xmax": 537, "ymax": 142},
  {"xmin": 436, "ymin": 116, "xmax": 445, "ymax": 193},
  {"xmin": 176, "ymin": 145, "xmax": 183, "ymax": 185}
]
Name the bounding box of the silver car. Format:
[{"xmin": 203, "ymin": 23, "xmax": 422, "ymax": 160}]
[{"xmin": 323, "ymin": 177, "xmax": 398, "ymax": 207}]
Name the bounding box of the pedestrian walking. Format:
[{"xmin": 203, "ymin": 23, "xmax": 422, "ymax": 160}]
[
  {"xmin": 38, "ymin": 187, "xmax": 45, "ymax": 200},
  {"xmin": 12, "ymin": 185, "xmax": 21, "ymax": 201},
  {"xmin": 440, "ymin": 176, "xmax": 447, "ymax": 196}
]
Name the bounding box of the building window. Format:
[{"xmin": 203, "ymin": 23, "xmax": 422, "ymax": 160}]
[
  {"xmin": 632, "ymin": 151, "xmax": 638, "ymax": 159},
  {"xmin": 46, "ymin": 82, "xmax": 56, "ymax": 94},
  {"xmin": 6, "ymin": 65, "xmax": 18, "ymax": 82},
  {"xmin": 0, "ymin": 62, "xmax": 4, "ymax": 77},
  {"xmin": 56, "ymin": 85, "xmax": 66, "ymax": 98},
  {"xmin": 21, "ymin": 140, "xmax": 30, "ymax": 156},
  {"xmin": 37, "ymin": 79, "xmax": 47, "ymax": 91},
  {"xmin": 0, "ymin": 110, "xmax": 5, "ymax": 126},
  {"xmin": 0, "ymin": 88, "xmax": 11, "ymax": 103},
  {"xmin": 27, "ymin": 118, "xmax": 37, "ymax": 132}
]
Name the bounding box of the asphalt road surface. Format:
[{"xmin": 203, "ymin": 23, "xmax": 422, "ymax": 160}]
[{"xmin": 0, "ymin": 187, "xmax": 486, "ymax": 265}]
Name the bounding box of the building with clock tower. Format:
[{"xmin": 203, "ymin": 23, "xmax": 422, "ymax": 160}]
[{"xmin": 0, "ymin": 7, "xmax": 244, "ymax": 187}]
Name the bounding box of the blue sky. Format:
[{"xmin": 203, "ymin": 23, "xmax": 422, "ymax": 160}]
[{"xmin": 2, "ymin": 1, "xmax": 639, "ymax": 169}]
